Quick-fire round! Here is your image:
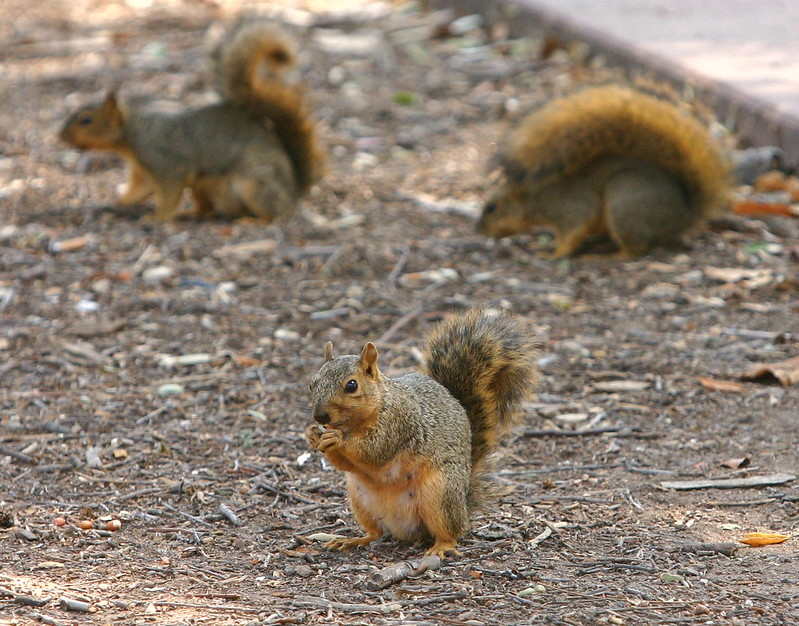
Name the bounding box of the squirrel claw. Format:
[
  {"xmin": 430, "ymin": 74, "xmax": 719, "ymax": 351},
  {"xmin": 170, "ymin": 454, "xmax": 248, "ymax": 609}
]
[
  {"xmin": 304, "ymin": 424, "xmax": 322, "ymax": 449},
  {"xmin": 325, "ymin": 536, "xmax": 376, "ymax": 551},
  {"xmin": 425, "ymin": 542, "xmax": 462, "ymax": 559},
  {"xmin": 317, "ymin": 429, "xmax": 343, "ymax": 452}
]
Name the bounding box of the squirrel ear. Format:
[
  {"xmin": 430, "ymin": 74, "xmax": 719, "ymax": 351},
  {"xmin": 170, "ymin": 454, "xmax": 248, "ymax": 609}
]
[
  {"xmin": 323, "ymin": 341, "xmax": 334, "ymax": 362},
  {"xmin": 103, "ymin": 90, "xmax": 119, "ymax": 109},
  {"xmin": 359, "ymin": 342, "xmax": 379, "ymax": 377}
]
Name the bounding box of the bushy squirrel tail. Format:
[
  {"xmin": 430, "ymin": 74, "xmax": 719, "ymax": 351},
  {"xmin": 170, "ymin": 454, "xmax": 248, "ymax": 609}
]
[
  {"xmin": 424, "ymin": 310, "xmax": 538, "ymax": 493},
  {"xmin": 213, "ymin": 21, "xmax": 324, "ymax": 194},
  {"xmin": 502, "ymin": 85, "xmax": 731, "ymax": 218}
]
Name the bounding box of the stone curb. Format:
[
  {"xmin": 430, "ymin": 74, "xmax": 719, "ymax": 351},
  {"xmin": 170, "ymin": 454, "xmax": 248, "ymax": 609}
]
[{"xmin": 431, "ymin": 0, "xmax": 799, "ymax": 169}]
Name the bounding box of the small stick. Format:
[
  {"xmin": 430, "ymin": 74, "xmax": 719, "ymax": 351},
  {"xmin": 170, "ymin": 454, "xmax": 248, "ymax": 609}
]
[
  {"xmin": 253, "ymin": 481, "xmax": 318, "ymax": 505},
  {"xmin": 150, "ymin": 601, "xmax": 259, "ymax": 613},
  {"xmin": 136, "ymin": 406, "xmax": 168, "ymax": 425},
  {"xmin": 0, "ymin": 587, "xmax": 49, "ymax": 606},
  {"xmin": 110, "ymin": 487, "xmax": 162, "ymax": 502},
  {"xmin": 0, "ymin": 445, "xmax": 36, "ymax": 464},
  {"xmin": 218, "ymin": 503, "xmax": 243, "ymax": 526},
  {"xmin": 673, "ymin": 542, "xmax": 740, "ymax": 557},
  {"xmin": 660, "ymin": 473, "xmax": 796, "ymax": 491},
  {"xmin": 292, "ymin": 596, "xmax": 402, "ymax": 614},
  {"xmin": 385, "ymin": 246, "xmax": 410, "ymax": 286},
  {"xmin": 163, "ymin": 503, "xmax": 215, "ymax": 528},
  {"xmin": 59, "ymin": 597, "xmax": 91, "ymax": 612},
  {"xmin": 523, "ymin": 427, "xmax": 659, "ymax": 439},
  {"xmin": 707, "ymin": 497, "xmax": 777, "ymax": 507},
  {"xmin": 528, "ymin": 526, "xmax": 552, "ymax": 548},
  {"xmin": 365, "ymin": 554, "xmax": 441, "ymax": 590},
  {"xmin": 29, "ymin": 614, "xmax": 62, "ymax": 626},
  {"xmin": 377, "ymin": 306, "xmax": 424, "ymax": 344}
]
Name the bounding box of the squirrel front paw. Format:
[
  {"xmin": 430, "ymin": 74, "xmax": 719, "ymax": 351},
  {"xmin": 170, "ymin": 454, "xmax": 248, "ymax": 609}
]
[
  {"xmin": 317, "ymin": 429, "xmax": 344, "ymax": 452},
  {"xmin": 304, "ymin": 424, "xmax": 323, "ymax": 449}
]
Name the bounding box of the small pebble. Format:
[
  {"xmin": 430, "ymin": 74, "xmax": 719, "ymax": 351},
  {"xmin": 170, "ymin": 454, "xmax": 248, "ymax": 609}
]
[
  {"xmin": 157, "ymin": 383, "xmax": 184, "ymax": 397},
  {"xmin": 274, "ymin": 328, "xmax": 300, "ymax": 341}
]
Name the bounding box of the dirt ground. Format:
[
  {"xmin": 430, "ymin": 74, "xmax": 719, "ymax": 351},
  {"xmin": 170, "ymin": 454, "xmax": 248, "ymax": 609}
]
[{"xmin": 1, "ymin": 0, "xmax": 798, "ymax": 624}]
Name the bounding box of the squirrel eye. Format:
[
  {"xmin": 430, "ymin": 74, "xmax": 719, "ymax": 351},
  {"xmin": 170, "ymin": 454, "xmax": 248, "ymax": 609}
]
[
  {"xmin": 344, "ymin": 379, "xmax": 358, "ymax": 393},
  {"xmin": 78, "ymin": 116, "xmax": 93, "ymax": 126},
  {"xmin": 483, "ymin": 201, "xmax": 497, "ymax": 215}
]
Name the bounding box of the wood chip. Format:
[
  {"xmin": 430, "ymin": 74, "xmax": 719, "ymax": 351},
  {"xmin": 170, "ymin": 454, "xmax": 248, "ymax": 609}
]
[
  {"xmin": 365, "ymin": 554, "xmax": 441, "ymax": 590},
  {"xmin": 698, "ymin": 377, "xmax": 746, "ymax": 392},
  {"xmin": 592, "ymin": 380, "xmax": 649, "ymax": 392},
  {"xmin": 741, "ymin": 356, "xmax": 799, "ymax": 386},
  {"xmin": 212, "ymin": 239, "xmax": 277, "ymax": 258}
]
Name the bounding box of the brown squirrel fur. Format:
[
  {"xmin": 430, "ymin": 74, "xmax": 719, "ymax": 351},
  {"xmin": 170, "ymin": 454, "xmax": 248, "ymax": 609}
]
[
  {"xmin": 59, "ymin": 21, "xmax": 324, "ymax": 221},
  {"xmin": 477, "ymin": 85, "xmax": 731, "ymax": 257},
  {"xmin": 306, "ymin": 309, "xmax": 538, "ymax": 557}
]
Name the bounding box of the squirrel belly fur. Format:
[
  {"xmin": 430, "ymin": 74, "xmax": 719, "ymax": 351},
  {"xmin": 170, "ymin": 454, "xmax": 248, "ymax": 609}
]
[
  {"xmin": 478, "ymin": 85, "xmax": 731, "ymax": 258},
  {"xmin": 306, "ymin": 309, "xmax": 538, "ymax": 558}
]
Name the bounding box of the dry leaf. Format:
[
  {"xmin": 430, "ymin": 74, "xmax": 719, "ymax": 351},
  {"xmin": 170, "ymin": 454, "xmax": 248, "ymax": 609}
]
[
  {"xmin": 741, "ymin": 356, "xmax": 799, "ymax": 386},
  {"xmin": 732, "ymin": 200, "xmax": 796, "ymax": 217},
  {"xmin": 698, "ymin": 377, "xmax": 745, "ymax": 393},
  {"xmin": 739, "ymin": 532, "xmax": 790, "ymax": 547},
  {"xmin": 51, "ymin": 235, "xmax": 91, "ymax": 252},
  {"xmin": 233, "ymin": 354, "xmax": 261, "ymax": 367}
]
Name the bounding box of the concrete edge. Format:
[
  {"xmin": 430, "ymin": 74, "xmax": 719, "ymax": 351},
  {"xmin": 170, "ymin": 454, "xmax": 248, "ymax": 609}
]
[{"xmin": 431, "ymin": 0, "xmax": 799, "ymax": 169}]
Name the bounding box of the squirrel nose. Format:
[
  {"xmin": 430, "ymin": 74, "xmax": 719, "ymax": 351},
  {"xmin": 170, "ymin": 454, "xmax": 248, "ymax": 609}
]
[{"xmin": 313, "ymin": 403, "xmax": 330, "ymax": 425}]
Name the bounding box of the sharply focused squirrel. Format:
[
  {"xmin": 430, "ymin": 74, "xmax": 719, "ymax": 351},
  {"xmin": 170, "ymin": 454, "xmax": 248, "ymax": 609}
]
[
  {"xmin": 59, "ymin": 21, "xmax": 324, "ymax": 221},
  {"xmin": 477, "ymin": 85, "xmax": 731, "ymax": 257},
  {"xmin": 305, "ymin": 309, "xmax": 538, "ymax": 557}
]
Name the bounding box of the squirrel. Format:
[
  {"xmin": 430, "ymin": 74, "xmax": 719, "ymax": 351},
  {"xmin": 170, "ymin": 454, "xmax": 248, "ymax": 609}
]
[
  {"xmin": 477, "ymin": 85, "xmax": 732, "ymax": 258},
  {"xmin": 59, "ymin": 21, "xmax": 324, "ymax": 221},
  {"xmin": 305, "ymin": 309, "xmax": 538, "ymax": 558}
]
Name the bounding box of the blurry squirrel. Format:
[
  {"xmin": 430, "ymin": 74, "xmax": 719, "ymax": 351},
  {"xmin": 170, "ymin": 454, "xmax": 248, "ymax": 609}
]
[
  {"xmin": 477, "ymin": 85, "xmax": 731, "ymax": 258},
  {"xmin": 305, "ymin": 309, "xmax": 538, "ymax": 557},
  {"xmin": 59, "ymin": 21, "xmax": 324, "ymax": 221}
]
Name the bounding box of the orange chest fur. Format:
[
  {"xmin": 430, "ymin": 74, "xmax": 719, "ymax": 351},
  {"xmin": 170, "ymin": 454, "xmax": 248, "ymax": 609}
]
[{"xmin": 346, "ymin": 453, "xmax": 433, "ymax": 541}]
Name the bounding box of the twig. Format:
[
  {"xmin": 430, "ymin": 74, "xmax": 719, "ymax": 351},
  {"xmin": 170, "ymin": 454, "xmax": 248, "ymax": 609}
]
[
  {"xmin": 29, "ymin": 614, "xmax": 62, "ymax": 626},
  {"xmin": 292, "ymin": 595, "xmax": 401, "ymax": 614},
  {"xmin": 385, "ymin": 246, "xmax": 410, "ymax": 286},
  {"xmin": 33, "ymin": 461, "xmax": 78, "ymax": 473},
  {"xmin": 59, "ymin": 597, "xmax": 91, "ymax": 612},
  {"xmin": 707, "ymin": 497, "xmax": 777, "ymax": 507},
  {"xmin": 528, "ymin": 526, "xmax": 552, "ymax": 547},
  {"xmin": 150, "ymin": 601, "xmax": 259, "ymax": 613},
  {"xmin": 377, "ymin": 306, "xmax": 424, "ymax": 344},
  {"xmin": 218, "ymin": 503, "xmax": 243, "ymax": 526},
  {"xmin": 660, "ymin": 473, "xmax": 796, "ymax": 490},
  {"xmin": 0, "ymin": 587, "xmax": 49, "ymax": 607},
  {"xmin": 365, "ymin": 554, "xmax": 441, "ymax": 590},
  {"xmin": 523, "ymin": 427, "xmax": 660, "ymax": 439},
  {"xmin": 253, "ymin": 481, "xmax": 318, "ymax": 505},
  {"xmin": 110, "ymin": 487, "xmax": 162, "ymax": 502},
  {"xmin": 0, "ymin": 445, "xmax": 36, "ymax": 464},
  {"xmin": 163, "ymin": 503, "xmax": 215, "ymax": 528},
  {"xmin": 403, "ymin": 592, "xmax": 468, "ymax": 607},
  {"xmin": 528, "ymin": 495, "xmax": 612, "ymax": 504},
  {"xmin": 136, "ymin": 406, "xmax": 168, "ymax": 425},
  {"xmin": 673, "ymin": 542, "xmax": 740, "ymax": 557}
]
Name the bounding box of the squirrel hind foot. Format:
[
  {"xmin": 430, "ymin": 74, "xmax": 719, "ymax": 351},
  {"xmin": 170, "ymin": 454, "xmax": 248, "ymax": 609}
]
[
  {"xmin": 325, "ymin": 535, "xmax": 379, "ymax": 551},
  {"xmin": 425, "ymin": 540, "xmax": 462, "ymax": 559}
]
